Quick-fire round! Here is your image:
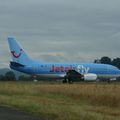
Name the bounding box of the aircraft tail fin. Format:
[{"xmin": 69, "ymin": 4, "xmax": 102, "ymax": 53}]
[{"xmin": 8, "ymin": 37, "xmax": 32, "ymax": 65}]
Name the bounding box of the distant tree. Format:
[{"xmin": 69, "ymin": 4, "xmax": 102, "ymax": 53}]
[
  {"xmin": 18, "ymin": 75, "xmax": 33, "ymax": 81},
  {"xmin": 4, "ymin": 71, "xmax": 16, "ymax": 81},
  {"xmin": 112, "ymin": 58, "xmax": 120, "ymax": 69},
  {"xmin": 94, "ymin": 59, "xmax": 101, "ymax": 63},
  {"xmin": 100, "ymin": 56, "xmax": 111, "ymax": 64},
  {"xmin": 18, "ymin": 75, "xmax": 25, "ymax": 81},
  {"xmin": 0, "ymin": 75, "xmax": 4, "ymax": 81},
  {"xmin": 94, "ymin": 57, "xmax": 120, "ymax": 70}
]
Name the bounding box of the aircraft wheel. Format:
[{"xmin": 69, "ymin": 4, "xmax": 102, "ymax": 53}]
[
  {"xmin": 68, "ymin": 78, "xmax": 73, "ymax": 84},
  {"xmin": 63, "ymin": 76, "xmax": 67, "ymax": 83},
  {"xmin": 62, "ymin": 79, "xmax": 67, "ymax": 83},
  {"xmin": 68, "ymin": 80, "xmax": 73, "ymax": 84},
  {"xmin": 107, "ymin": 79, "xmax": 110, "ymax": 83}
]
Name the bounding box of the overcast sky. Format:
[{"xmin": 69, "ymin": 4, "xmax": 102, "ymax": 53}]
[{"xmin": 0, "ymin": 0, "xmax": 120, "ymax": 68}]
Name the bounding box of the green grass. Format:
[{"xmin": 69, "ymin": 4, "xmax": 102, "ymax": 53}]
[{"xmin": 0, "ymin": 82, "xmax": 119, "ymax": 120}]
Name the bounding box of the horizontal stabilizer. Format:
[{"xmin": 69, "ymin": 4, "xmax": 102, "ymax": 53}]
[{"xmin": 10, "ymin": 61, "xmax": 25, "ymax": 67}]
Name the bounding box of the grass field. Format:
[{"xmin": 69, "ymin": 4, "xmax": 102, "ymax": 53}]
[{"xmin": 0, "ymin": 82, "xmax": 119, "ymax": 120}]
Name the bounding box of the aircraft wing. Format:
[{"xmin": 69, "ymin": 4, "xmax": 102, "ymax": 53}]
[
  {"xmin": 66, "ymin": 69, "xmax": 97, "ymax": 81},
  {"xmin": 58, "ymin": 70, "xmax": 83, "ymax": 80},
  {"xmin": 66, "ymin": 70, "xmax": 83, "ymax": 80}
]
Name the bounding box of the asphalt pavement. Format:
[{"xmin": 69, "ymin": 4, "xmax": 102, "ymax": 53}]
[{"xmin": 0, "ymin": 106, "xmax": 45, "ymax": 120}]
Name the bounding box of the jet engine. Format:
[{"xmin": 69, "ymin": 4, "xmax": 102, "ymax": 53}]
[{"xmin": 83, "ymin": 73, "xmax": 97, "ymax": 81}]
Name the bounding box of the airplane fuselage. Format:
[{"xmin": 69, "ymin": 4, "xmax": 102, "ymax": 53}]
[{"xmin": 10, "ymin": 61, "xmax": 120, "ymax": 80}]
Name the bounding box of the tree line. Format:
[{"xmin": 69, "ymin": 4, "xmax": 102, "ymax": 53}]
[
  {"xmin": 94, "ymin": 56, "xmax": 120, "ymax": 69},
  {"xmin": 0, "ymin": 71, "xmax": 55, "ymax": 81}
]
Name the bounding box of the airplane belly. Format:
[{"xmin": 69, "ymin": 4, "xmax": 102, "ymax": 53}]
[{"xmin": 36, "ymin": 74, "xmax": 64, "ymax": 79}]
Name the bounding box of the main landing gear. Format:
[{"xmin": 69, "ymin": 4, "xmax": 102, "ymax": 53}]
[{"xmin": 62, "ymin": 76, "xmax": 73, "ymax": 84}]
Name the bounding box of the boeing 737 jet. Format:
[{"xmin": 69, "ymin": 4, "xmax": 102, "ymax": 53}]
[{"xmin": 8, "ymin": 37, "xmax": 120, "ymax": 83}]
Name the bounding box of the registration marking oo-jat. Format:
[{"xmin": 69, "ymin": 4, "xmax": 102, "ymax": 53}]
[{"xmin": 50, "ymin": 65, "xmax": 90, "ymax": 74}]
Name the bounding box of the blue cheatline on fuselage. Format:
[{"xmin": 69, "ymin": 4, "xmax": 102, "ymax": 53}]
[{"xmin": 8, "ymin": 37, "xmax": 120, "ymax": 80}]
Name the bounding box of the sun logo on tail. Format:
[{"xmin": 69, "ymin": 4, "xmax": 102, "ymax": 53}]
[{"xmin": 11, "ymin": 49, "xmax": 23, "ymax": 58}]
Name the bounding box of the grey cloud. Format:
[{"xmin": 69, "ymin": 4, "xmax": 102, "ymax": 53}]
[{"xmin": 0, "ymin": 0, "xmax": 120, "ymax": 68}]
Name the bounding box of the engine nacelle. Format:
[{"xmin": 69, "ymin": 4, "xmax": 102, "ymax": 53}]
[{"xmin": 83, "ymin": 73, "xmax": 97, "ymax": 81}]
